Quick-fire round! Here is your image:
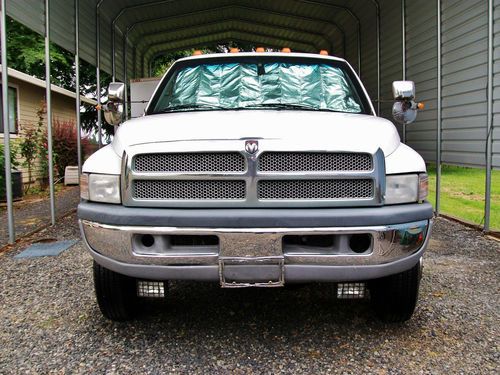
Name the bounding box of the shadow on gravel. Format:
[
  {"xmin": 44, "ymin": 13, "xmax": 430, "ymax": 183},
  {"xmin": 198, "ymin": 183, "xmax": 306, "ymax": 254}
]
[{"xmin": 89, "ymin": 281, "xmax": 413, "ymax": 344}]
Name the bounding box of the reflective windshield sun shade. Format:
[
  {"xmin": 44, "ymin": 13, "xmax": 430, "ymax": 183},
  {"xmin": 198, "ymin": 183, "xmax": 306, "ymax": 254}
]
[{"xmin": 154, "ymin": 62, "xmax": 362, "ymax": 113}]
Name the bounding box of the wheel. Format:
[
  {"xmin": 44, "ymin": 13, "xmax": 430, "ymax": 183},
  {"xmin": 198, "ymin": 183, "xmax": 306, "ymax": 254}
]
[
  {"xmin": 369, "ymin": 261, "xmax": 422, "ymax": 323},
  {"xmin": 93, "ymin": 261, "xmax": 138, "ymax": 321}
]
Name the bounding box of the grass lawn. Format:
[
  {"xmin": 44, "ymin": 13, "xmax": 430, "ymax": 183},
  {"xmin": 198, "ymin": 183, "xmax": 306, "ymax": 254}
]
[{"xmin": 426, "ymin": 164, "xmax": 500, "ymax": 231}]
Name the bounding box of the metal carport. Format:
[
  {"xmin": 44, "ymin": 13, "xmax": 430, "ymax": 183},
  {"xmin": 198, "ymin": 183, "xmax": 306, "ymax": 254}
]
[{"xmin": 0, "ymin": 0, "xmax": 497, "ymax": 243}]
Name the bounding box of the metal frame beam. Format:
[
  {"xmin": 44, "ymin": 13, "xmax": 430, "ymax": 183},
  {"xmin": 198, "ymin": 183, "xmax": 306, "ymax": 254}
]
[
  {"xmin": 107, "ymin": 2, "xmax": 353, "ymax": 80},
  {"xmin": 95, "ymin": 0, "xmax": 105, "ymax": 148},
  {"xmin": 45, "ymin": 0, "xmax": 55, "ymax": 225},
  {"xmin": 485, "ymin": 0, "xmax": 493, "ymax": 232},
  {"xmin": 134, "ymin": 17, "xmax": 333, "ymax": 56},
  {"xmin": 142, "ymin": 29, "xmax": 318, "ymax": 77},
  {"xmin": 402, "ymin": 0, "xmax": 407, "ymax": 142},
  {"xmin": 1, "ymin": 0, "xmax": 15, "ymax": 243},
  {"xmin": 75, "ymin": 0, "xmax": 82, "ymax": 177},
  {"xmin": 436, "ymin": 0, "xmax": 442, "ymax": 215}
]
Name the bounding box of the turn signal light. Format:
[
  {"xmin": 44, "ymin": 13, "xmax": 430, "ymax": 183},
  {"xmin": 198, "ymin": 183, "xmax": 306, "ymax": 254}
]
[
  {"xmin": 281, "ymin": 47, "xmax": 291, "ymax": 53},
  {"xmin": 319, "ymin": 50, "xmax": 329, "ymax": 55},
  {"xmin": 417, "ymin": 102, "xmax": 425, "ymax": 110},
  {"xmin": 192, "ymin": 50, "xmax": 202, "ymax": 56},
  {"xmin": 255, "ymin": 47, "xmax": 265, "ymax": 52},
  {"xmin": 230, "ymin": 48, "xmax": 240, "ymax": 53}
]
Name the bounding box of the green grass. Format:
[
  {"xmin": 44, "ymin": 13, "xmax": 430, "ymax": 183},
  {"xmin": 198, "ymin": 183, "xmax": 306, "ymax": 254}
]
[{"xmin": 426, "ymin": 164, "xmax": 500, "ymax": 231}]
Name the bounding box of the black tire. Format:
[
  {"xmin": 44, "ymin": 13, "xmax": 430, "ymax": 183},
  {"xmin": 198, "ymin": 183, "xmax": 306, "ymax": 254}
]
[
  {"xmin": 93, "ymin": 261, "xmax": 138, "ymax": 321},
  {"xmin": 369, "ymin": 261, "xmax": 422, "ymax": 323}
]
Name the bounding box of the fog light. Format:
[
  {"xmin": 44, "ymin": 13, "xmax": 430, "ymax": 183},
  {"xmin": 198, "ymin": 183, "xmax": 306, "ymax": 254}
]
[
  {"xmin": 137, "ymin": 281, "xmax": 165, "ymax": 298},
  {"xmin": 337, "ymin": 282, "xmax": 366, "ymax": 299}
]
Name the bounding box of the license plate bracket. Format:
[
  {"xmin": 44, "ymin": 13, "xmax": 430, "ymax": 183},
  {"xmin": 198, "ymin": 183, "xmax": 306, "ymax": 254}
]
[{"xmin": 219, "ymin": 256, "xmax": 285, "ymax": 288}]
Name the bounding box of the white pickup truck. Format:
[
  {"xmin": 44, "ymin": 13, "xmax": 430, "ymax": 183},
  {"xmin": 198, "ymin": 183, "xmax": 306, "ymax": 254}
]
[{"xmin": 78, "ymin": 52, "xmax": 432, "ymax": 322}]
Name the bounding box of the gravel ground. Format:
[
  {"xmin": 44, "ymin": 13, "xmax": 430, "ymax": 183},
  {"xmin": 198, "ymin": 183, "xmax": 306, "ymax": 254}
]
[
  {"xmin": 0, "ymin": 186, "xmax": 80, "ymax": 247},
  {"xmin": 0, "ymin": 215, "xmax": 498, "ymax": 374}
]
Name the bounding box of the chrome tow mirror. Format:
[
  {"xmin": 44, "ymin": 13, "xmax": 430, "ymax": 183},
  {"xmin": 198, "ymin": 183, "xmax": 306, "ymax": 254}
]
[
  {"xmin": 392, "ymin": 80, "xmax": 424, "ymax": 125},
  {"xmin": 103, "ymin": 82, "xmax": 125, "ymax": 126}
]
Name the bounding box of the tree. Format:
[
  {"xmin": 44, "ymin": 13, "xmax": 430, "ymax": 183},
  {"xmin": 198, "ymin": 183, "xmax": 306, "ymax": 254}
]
[{"xmin": 5, "ymin": 17, "xmax": 113, "ymax": 138}]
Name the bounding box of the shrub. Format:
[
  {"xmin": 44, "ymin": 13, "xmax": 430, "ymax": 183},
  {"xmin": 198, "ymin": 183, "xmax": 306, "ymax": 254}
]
[{"xmin": 52, "ymin": 118, "xmax": 90, "ymax": 177}]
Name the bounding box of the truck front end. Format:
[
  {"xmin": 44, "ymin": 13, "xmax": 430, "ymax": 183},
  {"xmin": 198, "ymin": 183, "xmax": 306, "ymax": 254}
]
[{"xmin": 78, "ymin": 52, "xmax": 432, "ymax": 322}]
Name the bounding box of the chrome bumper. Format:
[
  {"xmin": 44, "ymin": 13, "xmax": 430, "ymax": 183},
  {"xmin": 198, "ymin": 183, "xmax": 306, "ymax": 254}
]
[{"xmin": 80, "ymin": 219, "xmax": 431, "ymax": 284}]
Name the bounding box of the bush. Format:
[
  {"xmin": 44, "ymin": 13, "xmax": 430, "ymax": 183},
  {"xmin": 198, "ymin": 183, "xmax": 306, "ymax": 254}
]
[{"xmin": 52, "ymin": 118, "xmax": 91, "ymax": 177}]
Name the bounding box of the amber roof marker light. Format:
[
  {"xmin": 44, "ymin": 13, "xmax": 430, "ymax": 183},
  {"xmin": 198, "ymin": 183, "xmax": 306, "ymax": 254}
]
[
  {"xmin": 230, "ymin": 48, "xmax": 240, "ymax": 53},
  {"xmin": 192, "ymin": 50, "xmax": 203, "ymax": 56},
  {"xmin": 319, "ymin": 50, "xmax": 329, "ymax": 55},
  {"xmin": 255, "ymin": 47, "xmax": 265, "ymax": 52},
  {"xmin": 281, "ymin": 47, "xmax": 291, "ymax": 53}
]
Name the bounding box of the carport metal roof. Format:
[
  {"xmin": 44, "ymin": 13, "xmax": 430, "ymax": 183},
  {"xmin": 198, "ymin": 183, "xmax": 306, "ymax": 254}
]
[{"xmin": 0, "ymin": 0, "xmax": 496, "ymax": 243}]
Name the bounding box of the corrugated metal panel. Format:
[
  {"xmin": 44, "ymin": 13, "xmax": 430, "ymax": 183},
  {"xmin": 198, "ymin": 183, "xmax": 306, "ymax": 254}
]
[
  {"xmin": 348, "ymin": 1, "xmax": 377, "ymax": 105},
  {"xmin": 79, "ymin": 0, "xmax": 98, "ymax": 70},
  {"xmin": 379, "ymin": 0, "xmax": 403, "ymax": 130},
  {"xmin": 441, "ymin": 0, "xmax": 488, "ymax": 168},
  {"xmin": 51, "ymin": 0, "xmax": 75, "ymax": 54},
  {"xmin": 6, "ymin": 0, "xmax": 45, "ymax": 36},
  {"xmin": 491, "ymin": 0, "xmax": 500, "ymax": 168},
  {"xmin": 405, "ymin": 0, "xmax": 438, "ymax": 163}
]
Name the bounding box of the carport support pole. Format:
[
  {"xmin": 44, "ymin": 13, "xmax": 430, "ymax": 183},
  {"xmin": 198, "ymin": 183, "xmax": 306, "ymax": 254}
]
[
  {"xmin": 111, "ymin": 26, "xmax": 115, "ymax": 82},
  {"xmin": 369, "ymin": 0, "xmax": 381, "ymax": 116},
  {"xmin": 436, "ymin": 0, "xmax": 442, "ymax": 215},
  {"xmin": 96, "ymin": 2, "xmax": 103, "ymax": 148},
  {"xmin": 45, "ymin": 0, "xmax": 56, "ymax": 225},
  {"xmin": 75, "ymin": 0, "xmax": 82, "ymax": 177},
  {"xmin": 1, "ymin": 0, "xmax": 15, "ymax": 243},
  {"xmin": 356, "ymin": 22, "xmax": 361, "ymax": 77},
  {"xmin": 485, "ymin": 0, "xmax": 493, "ymax": 233},
  {"xmin": 402, "ymin": 0, "xmax": 407, "ymax": 143},
  {"xmin": 123, "ymin": 34, "xmax": 128, "ymax": 120}
]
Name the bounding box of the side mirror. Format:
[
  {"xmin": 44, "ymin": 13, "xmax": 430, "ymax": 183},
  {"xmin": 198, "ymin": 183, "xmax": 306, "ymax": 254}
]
[
  {"xmin": 392, "ymin": 80, "xmax": 423, "ymax": 125},
  {"xmin": 103, "ymin": 82, "xmax": 125, "ymax": 126},
  {"xmin": 392, "ymin": 81, "xmax": 415, "ymax": 100}
]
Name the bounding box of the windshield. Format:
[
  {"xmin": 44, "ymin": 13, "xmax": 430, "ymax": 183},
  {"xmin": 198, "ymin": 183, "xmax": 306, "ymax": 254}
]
[{"xmin": 149, "ymin": 59, "xmax": 368, "ymax": 114}]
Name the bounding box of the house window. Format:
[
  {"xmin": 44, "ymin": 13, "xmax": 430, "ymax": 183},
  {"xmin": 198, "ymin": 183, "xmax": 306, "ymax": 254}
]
[{"xmin": 0, "ymin": 86, "xmax": 18, "ymax": 134}]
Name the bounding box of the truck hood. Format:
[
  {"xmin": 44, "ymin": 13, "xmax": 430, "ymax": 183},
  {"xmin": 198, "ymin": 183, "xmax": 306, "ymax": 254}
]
[{"xmin": 112, "ymin": 110, "xmax": 400, "ymax": 156}]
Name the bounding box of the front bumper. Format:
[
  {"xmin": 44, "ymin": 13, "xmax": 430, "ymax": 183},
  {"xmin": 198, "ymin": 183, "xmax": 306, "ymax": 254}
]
[{"xmin": 79, "ymin": 203, "xmax": 432, "ymax": 285}]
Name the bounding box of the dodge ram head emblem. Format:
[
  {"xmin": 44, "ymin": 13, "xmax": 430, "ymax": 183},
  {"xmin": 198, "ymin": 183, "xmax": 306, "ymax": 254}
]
[{"xmin": 245, "ymin": 140, "xmax": 259, "ymax": 154}]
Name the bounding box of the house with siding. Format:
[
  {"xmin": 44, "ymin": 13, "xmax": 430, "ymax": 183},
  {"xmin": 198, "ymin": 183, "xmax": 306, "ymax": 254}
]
[{"xmin": 0, "ymin": 66, "xmax": 96, "ymax": 186}]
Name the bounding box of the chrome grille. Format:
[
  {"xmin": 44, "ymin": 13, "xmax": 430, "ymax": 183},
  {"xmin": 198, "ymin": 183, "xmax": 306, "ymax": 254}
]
[
  {"xmin": 258, "ymin": 179, "xmax": 374, "ymax": 200},
  {"xmin": 133, "ymin": 180, "xmax": 246, "ymax": 200},
  {"xmin": 134, "ymin": 152, "xmax": 245, "ymax": 173},
  {"xmin": 259, "ymin": 152, "xmax": 372, "ymax": 172}
]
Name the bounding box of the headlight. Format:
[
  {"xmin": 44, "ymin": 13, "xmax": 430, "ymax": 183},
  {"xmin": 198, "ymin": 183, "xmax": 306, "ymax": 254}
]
[
  {"xmin": 80, "ymin": 173, "xmax": 121, "ymax": 204},
  {"xmin": 385, "ymin": 173, "xmax": 428, "ymax": 204}
]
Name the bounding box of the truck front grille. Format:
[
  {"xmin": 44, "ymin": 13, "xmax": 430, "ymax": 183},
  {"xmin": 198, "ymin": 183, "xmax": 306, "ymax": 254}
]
[
  {"xmin": 257, "ymin": 179, "xmax": 374, "ymax": 200},
  {"xmin": 133, "ymin": 180, "xmax": 246, "ymax": 200},
  {"xmin": 134, "ymin": 152, "xmax": 246, "ymax": 173},
  {"xmin": 259, "ymin": 152, "xmax": 372, "ymax": 172},
  {"xmin": 125, "ymin": 147, "xmax": 383, "ymax": 208}
]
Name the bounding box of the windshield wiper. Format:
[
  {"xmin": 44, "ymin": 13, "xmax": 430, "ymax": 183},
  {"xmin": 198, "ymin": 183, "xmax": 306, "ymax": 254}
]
[
  {"xmin": 242, "ymin": 103, "xmax": 321, "ymax": 111},
  {"xmin": 160, "ymin": 103, "xmax": 228, "ymax": 112}
]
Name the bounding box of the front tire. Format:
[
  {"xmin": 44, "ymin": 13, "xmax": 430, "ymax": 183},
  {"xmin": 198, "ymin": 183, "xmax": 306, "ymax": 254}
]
[
  {"xmin": 93, "ymin": 261, "xmax": 138, "ymax": 321},
  {"xmin": 369, "ymin": 261, "xmax": 422, "ymax": 322}
]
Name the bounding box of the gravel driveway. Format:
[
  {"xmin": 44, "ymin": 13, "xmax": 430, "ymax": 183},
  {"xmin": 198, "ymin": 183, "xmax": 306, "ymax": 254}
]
[{"xmin": 0, "ymin": 214, "xmax": 498, "ymax": 374}]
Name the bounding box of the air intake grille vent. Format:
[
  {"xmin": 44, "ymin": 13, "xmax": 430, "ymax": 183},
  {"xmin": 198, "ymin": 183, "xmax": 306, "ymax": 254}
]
[
  {"xmin": 134, "ymin": 152, "xmax": 246, "ymax": 173},
  {"xmin": 258, "ymin": 179, "xmax": 373, "ymax": 200},
  {"xmin": 259, "ymin": 152, "xmax": 372, "ymax": 172},
  {"xmin": 133, "ymin": 180, "xmax": 246, "ymax": 200}
]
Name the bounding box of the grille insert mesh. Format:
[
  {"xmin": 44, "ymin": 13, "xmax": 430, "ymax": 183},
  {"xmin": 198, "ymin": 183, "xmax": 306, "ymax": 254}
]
[
  {"xmin": 259, "ymin": 152, "xmax": 372, "ymax": 172},
  {"xmin": 258, "ymin": 179, "xmax": 373, "ymax": 200},
  {"xmin": 133, "ymin": 180, "xmax": 246, "ymax": 200},
  {"xmin": 134, "ymin": 152, "xmax": 245, "ymax": 173}
]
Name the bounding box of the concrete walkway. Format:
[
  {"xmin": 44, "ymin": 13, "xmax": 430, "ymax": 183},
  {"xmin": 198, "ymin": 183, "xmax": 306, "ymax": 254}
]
[{"xmin": 0, "ymin": 186, "xmax": 80, "ymax": 248}]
